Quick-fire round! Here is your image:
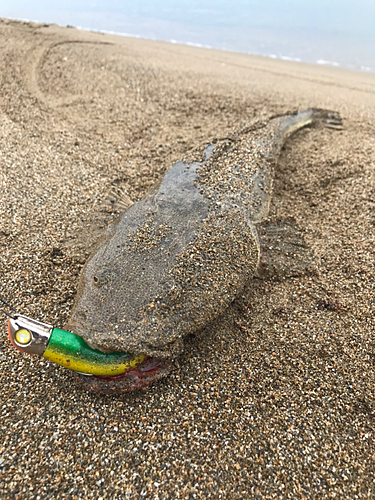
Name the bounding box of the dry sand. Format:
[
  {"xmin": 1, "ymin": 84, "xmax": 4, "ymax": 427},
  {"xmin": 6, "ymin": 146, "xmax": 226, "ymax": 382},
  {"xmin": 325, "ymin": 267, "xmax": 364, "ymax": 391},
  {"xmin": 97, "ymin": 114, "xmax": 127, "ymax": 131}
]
[{"xmin": 0, "ymin": 18, "xmax": 374, "ymax": 499}]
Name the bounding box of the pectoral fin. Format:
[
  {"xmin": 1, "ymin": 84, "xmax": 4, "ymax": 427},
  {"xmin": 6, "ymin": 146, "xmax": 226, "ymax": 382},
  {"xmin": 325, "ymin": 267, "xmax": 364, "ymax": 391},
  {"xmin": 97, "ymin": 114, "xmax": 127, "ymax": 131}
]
[{"xmin": 256, "ymin": 218, "xmax": 316, "ymax": 279}]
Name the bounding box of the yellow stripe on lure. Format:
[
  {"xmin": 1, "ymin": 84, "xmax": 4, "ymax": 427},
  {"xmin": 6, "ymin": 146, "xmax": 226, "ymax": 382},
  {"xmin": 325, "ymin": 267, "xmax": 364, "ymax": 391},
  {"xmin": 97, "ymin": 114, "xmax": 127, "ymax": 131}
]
[{"xmin": 7, "ymin": 314, "xmax": 145, "ymax": 376}]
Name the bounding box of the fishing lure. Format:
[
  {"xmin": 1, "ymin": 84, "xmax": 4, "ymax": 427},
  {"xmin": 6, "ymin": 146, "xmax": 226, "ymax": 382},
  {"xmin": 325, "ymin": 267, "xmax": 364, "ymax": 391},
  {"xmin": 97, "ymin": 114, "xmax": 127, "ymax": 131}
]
[{"xmin": 1, "ymin": 295, "xmax": 145, "ymax": 376}]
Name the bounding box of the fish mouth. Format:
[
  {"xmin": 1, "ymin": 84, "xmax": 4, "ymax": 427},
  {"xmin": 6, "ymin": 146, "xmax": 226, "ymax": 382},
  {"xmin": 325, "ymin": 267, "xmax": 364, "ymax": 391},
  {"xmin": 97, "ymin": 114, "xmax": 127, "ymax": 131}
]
[
  {"xmin": 72, "ymin": 357, "xmax": 172, "ymax": 394},
  {"xmin": 65, "ymin": 318, "xmax": 172, "ymax": 394},
  {"xmin": 64, "ymin": 320, "xmax": 173, "ymax": 393}
]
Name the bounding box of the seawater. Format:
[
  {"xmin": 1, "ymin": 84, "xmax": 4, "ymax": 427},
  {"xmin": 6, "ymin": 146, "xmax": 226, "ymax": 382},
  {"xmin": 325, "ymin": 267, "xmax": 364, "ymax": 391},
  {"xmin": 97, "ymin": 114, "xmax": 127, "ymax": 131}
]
[{"xmin": 1, "ymin": 0, "xmax": 374, "ymax": 73}]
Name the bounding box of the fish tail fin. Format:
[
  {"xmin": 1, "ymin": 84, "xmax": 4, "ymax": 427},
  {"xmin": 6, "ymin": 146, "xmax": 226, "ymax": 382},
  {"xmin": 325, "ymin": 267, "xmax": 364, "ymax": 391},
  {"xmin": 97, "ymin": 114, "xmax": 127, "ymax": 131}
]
[{"xmin": 279, "ymin": 108, "xmax": 343, "ymax": 138}]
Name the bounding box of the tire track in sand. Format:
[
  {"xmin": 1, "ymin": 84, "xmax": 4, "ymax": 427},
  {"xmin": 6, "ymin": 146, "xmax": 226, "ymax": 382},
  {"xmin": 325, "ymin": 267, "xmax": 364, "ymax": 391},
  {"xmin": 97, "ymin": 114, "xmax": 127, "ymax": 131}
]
[{"xmin": 25, "ymin": 39, "xmax": 115, "ymax": 109}]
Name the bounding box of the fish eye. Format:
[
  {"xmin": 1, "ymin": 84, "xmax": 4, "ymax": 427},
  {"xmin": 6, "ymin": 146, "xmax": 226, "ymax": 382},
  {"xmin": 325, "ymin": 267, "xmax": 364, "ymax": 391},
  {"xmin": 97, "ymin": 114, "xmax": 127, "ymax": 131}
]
[{"xmin": 91, "ymin": 269, "xmax": 119, "ymax": 288}]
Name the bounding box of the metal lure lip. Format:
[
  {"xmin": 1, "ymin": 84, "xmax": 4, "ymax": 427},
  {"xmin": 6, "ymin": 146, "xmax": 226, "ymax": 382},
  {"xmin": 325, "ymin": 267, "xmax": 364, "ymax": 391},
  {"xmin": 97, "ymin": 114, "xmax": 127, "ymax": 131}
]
[
  {"xmin": 8, "ymin": 315, "xmax": 53, "ymax": 355},
  {"xmin": 7, "ymin": 316, "xmax": 93, "ymax": 376}
]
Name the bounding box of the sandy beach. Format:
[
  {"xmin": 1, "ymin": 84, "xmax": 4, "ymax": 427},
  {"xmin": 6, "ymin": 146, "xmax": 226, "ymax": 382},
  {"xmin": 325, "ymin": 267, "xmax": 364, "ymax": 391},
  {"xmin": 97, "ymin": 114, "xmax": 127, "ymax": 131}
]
[{"xmin": 0, "ymin": 18, "xmax": 374, "ymax": 498}]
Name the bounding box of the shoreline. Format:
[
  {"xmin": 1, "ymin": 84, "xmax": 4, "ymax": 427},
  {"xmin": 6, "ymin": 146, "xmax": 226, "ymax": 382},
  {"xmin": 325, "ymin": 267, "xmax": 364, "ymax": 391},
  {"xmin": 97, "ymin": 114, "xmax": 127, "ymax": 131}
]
[{"xmin": 2, "ymin": 15, "xmax": 374, "ymax": 75}]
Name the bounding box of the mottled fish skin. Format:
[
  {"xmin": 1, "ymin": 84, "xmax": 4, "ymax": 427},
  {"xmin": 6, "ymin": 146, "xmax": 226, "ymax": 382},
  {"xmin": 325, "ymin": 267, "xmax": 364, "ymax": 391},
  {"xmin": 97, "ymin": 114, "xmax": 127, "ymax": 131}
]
[{"xmin": 65, "ymin": 109, "xmax": 342, "ymax": 389}]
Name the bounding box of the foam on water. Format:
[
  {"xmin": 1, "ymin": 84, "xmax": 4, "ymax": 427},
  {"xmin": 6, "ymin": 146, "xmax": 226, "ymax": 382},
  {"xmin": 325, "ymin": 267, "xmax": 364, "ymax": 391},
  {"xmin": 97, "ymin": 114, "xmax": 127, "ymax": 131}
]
[{"xmin": 77, "ymin": 25, "xmax": 374, "ymax": 73}]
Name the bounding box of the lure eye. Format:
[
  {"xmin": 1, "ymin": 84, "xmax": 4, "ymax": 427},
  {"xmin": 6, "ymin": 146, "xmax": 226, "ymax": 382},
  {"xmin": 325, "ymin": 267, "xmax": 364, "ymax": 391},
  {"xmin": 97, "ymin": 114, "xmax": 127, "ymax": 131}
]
[
  {"xmin": 93, "ymin": 276, "xmax": 99, "ymax": 285},
  {"xmin": 15, "ymin": 329, "xmax": 32, "ymax": 346}
]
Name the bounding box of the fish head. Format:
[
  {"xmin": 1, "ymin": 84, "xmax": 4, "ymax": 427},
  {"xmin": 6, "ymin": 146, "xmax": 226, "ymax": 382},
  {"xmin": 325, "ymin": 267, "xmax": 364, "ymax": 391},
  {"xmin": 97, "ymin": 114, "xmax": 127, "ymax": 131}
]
[{"xmin": 65, "ymin": 240, "xmax": 173, "ymax": 394}]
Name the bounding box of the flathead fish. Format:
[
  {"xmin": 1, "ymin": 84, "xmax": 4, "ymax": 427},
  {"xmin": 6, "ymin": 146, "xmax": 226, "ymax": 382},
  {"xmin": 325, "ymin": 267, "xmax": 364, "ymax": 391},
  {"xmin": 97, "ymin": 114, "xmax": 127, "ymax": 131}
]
[{"xmin": 65, "ymin": 108, "xmax": 343, "ymax": 393}]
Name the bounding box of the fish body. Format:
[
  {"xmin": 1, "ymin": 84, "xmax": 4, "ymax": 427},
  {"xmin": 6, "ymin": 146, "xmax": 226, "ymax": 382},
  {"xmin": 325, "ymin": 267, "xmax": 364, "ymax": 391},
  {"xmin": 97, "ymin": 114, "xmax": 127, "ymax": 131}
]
[{"xmin": 66, "ymin": 109, "xmax": 343, "ymax": 393}]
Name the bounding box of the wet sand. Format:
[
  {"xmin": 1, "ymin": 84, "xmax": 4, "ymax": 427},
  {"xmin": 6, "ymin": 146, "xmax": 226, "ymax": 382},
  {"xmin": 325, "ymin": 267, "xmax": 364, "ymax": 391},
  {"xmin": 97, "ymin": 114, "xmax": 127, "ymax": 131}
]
[{"xmin": 0, "ymin": 18, "xmax": 374, "ymax": 499}]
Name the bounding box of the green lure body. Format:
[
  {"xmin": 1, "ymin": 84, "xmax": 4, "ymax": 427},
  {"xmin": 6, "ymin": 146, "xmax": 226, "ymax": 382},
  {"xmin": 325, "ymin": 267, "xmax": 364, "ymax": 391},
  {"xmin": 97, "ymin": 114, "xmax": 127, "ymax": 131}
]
[{"xmin": 43, "ymin": 328, "xmax": 145, "ymax": 376}]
